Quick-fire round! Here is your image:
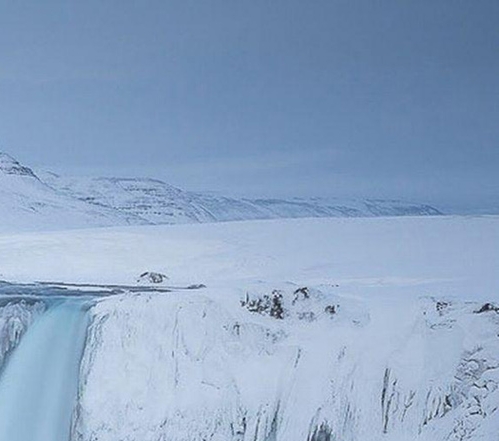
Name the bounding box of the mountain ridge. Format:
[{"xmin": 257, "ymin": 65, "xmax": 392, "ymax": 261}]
[
  {"xmin": 42, "ymin": 173, "xmax": 443, "ymax": 225},
  {"xmin": 0, "ymin": 151, "xmax": 443, "ymax": 231}
]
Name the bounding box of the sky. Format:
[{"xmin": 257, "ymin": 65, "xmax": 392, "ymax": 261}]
[{"xmin": 0, "ymin": 0, "xmax": 498, "ymax": 210}]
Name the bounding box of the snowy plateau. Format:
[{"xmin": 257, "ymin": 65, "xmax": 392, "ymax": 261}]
[{"xmin": 0, "ymin": 152, "xmax": 498, "ymax": 441}]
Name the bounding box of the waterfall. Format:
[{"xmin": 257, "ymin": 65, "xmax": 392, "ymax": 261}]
[{"xmin": 0, "ymin": 300, "xmax": 89, "ymax": 441}]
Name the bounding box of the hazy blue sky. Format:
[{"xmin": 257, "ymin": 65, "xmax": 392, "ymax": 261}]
[{"xmin": 0, "ymin": 0, "xmax": 498, "ymax": 208}]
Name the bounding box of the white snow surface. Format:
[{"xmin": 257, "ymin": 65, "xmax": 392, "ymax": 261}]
[
  {"xmin": 0, "ymin": 216, "xmax": 496, "ymax": 299},
  {"xmin": 0, "ymin": 216, "xmax": 498, "ymax": 440}
]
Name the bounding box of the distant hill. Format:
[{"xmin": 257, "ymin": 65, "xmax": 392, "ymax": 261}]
[
  {"xmin": 0, "ymin": 153, "xmax": 143, "ymax": 232},
  {"xmin": 0, "ymin": 151, "xmax": 442, "ymax": 232}
]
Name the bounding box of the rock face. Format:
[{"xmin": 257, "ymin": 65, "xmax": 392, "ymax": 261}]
[
  {"xmin": 475, "ymin": 303, "xmax": 499, "ymax": 314},
  {"xmin": 137, "ymin": 271, "xmax": 169, "ymax": 284},
  {"xmin": 0, "ymin": 153, "xmax": 38, "ymax": 178},
  {"xmin": 72, "ymin": 288, "xmax": 499, "ymax": 441}
]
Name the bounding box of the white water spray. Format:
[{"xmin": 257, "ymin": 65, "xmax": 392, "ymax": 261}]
[{"xmin": 0, "ymin": 300, "xmax": 88, "ymax": 441}]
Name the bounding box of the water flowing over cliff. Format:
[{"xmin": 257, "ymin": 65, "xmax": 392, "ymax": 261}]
[{"xmin": 0, "ymin": 300, "xmax": 89, "ymax": 441}]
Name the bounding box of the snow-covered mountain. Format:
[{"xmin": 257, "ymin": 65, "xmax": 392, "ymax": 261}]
[
  {"xmin": 41, "ymin": 170, "xmax": 442, "ymax": 225},
  {"xmin": 0, "ymin": 151, "xmax": 441, "ymax": 232},
  {"xmin": 0, "ymin": 153, "xmax": 143, "ymax": 232}
]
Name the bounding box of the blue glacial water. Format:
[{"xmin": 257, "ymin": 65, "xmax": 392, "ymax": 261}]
[{"xmin": 0, "ymin": 299, "xmax": 89, "ymax": 441}]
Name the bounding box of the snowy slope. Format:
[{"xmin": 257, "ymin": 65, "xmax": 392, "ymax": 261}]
[
  {"xmin": 41, "ymin": 173, "xmax": 442, "ymax": 225},
  {"xmin": 0, "ymin": 216, "xmax": 498, "ymax": 441},
  {"xmin": 0, "ymin": 153, "xmax": 143, "ymax": 232},
  {"xmin": 39, "ymin": 174, "xmax": 218, "ymax": 224}
]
